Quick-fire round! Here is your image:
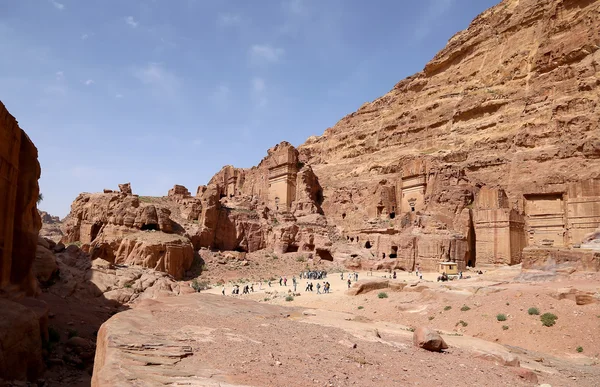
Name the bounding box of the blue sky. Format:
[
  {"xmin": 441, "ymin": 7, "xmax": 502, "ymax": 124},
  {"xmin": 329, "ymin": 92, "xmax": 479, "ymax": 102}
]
[{"xmin": 0, "ymin": 0, "xmax": 499, "ymax": 217}]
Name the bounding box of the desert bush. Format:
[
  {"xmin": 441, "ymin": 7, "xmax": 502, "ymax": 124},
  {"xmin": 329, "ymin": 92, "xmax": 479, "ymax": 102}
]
[
  {"xmin": 191, "ymin": 279, "xmax": 210, "ymax": 292},
  {"xmin": 428, "ymin": 316, "xmax": 435, "ymax": 321},
  {"xmin": 285, "ymin": 295, "xmax": 294, "ymax": 302},
  {"xmin": 296, "ymin": 256, "xmax": 306, "ymax": 262},
  {"xmin": 377, "ymin": 292, "xmax": 388, "ymax": 299},
  {"xmin": 540, "ymin": 313, "xmax": 557, "ymax": 327},
  {"xmin": 460, "ymin": 305, "xmax": 471, "ymax": 312},
  {"xmin": 358, "ymin": 306, "xmax": 364, "ymax": 310},
  {"xmin": 496, "ymin": 314, "xmax": 507, "ymax": 322},
  {"xmin": 528, "ymin": 307, "xmax": 540, "ymax": 315},
  {"xmin": 457, "ymin": 320, "xmax": 468, "ymax": 327},
  {"xmin": 502, "ymin": 325, "xmax": 509, "ymax": 330},
  {"xmin": 444, "ymin": 305, "xmax": 452, "ymax": 311},
  {"xmin": 576, "ymin": 346, "xmax": 583, "ymax": 353}
]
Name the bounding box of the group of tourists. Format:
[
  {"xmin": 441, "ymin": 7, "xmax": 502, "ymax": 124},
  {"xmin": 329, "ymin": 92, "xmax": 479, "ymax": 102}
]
[
  {"xmin": 340, "ymin": 271, "xmax": 359, "ymax": 282},
  {"xmin": 300, "ymin": 270, "xmax": 327, "ymax": 280},
  {"xmin": 307, "ymin": 281, "xmax": 330, "ymax": 294},
  {"xmin": 226, "ymin": 283, "xmax": 256, "ymax": 295}
]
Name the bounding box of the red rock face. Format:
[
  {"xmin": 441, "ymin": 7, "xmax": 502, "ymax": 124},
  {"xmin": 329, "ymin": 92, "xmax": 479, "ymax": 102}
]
[
  {"xmin": 0, "ymin": 101, "xmax": 42, "ymax": 295},
  {"xmin": 295, "ymin": 0, "xmax": 600, "ymax": 271},
  {"xmin": 0, "ymin": 101, "xmax": 45, "ymax": 381}
]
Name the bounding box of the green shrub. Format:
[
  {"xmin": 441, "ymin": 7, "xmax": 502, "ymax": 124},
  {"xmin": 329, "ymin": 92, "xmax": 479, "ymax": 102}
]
[
  {"xmin": 358, "ymin": 306, "xmax": 364, "ymax": 310},
  {"xmin": 576, "ymin": 346, "xmax": 583, "ymax": 353},
  {"xmin": 528, "ymin": 307, "xmax": 540, "ymax": 315},
  {"xmin": 460, "ymin": 305, "xmax": 471, "ymax": 312},
  {"xmin": 540, "ymin": 313, "xmax": 558, "ymax": 327},
  {"xmin": 296, "ymin": 256, "xmax": 306, "ymax": 262},
  {"xmin": 285, "ymin": 295, "xmax": 294, "ymax": 302},
  {"xmin": 457, "ymin": 320, "xmax": 468, "ymax": 327},
  {"xmin": 502, "ymin": 325, "xmax": 509, "ymax": 330},
  {"xmin": 444, "ymin": 305, "xmax": 452, "ymax": 311},
  {"xmin": 428, "ymin": 316, "xmax": 435, "ymax": 321},
  {"xmin": 263, "ymin": 297, "xmax": 270, "ymax": 302},
  {"xmin": 377, "ymin": 292, "xmax": 388, "ymax": 299},
  {"xmin": 496, "ymin": 314, "xmax": 507, "ymax": 322},
  {"xmin": 191, "ymin": 279, "xmax": 210, "ymax": 292}
]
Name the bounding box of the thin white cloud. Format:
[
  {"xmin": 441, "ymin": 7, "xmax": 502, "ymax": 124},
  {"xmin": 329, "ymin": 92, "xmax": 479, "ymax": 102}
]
[
  {"xmin": 252, "ymin": 77, "xmax": 265, "ymax": 93},
  {"xmin": 55, "ymin": 71, "xmax": 64, "ymax": 80},
  {"xmin": 50, "ymin": 0, "xmax": 64, "ymax": 10},
  {"xmin": 125, "ymin": 16, "xmax": 139, "ymax": 28},
  {"xmin": 251, "ymin": 77, "xmax": 267, "ymax": 107},
  {"xmin": 134, "ymin": 62, "xmax": 181, "ymax": 100},
  {"xmin": 217, "ymin": 13, "xmax": 241, "ymax": 26},
  {"xmin": 84, "ymin": 79, "xmax": 94, "ymax": 86},
  {"xmin": 250, "ymin": 44, "xmax": 284, "ymax": 63},
  {"xmin": 81, "ymin": 34, "xmax": 89, "ymax": 40}
]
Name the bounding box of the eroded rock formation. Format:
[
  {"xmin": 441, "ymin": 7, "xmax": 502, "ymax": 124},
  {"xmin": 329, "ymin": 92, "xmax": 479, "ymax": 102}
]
[
  {"xmin": 296, "ymin": 0, "xmax": 600, "ymax": 271},
  {"xmin": 0, "ymin": 101, "xmax": 45, "ymax": 381}
]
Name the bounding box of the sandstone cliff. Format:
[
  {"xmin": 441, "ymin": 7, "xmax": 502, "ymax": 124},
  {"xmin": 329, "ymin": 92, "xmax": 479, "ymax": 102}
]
[
  {"xmin": 62, "ymin": 0, "xmax": 600, "ymax": 276},
  {"xmin": 294, "ymin": 0, "xmax": 600, "ymax": 271},
  {"xmin": 0, "ymin": 101, "xmax": 44, "ymax": 381}
]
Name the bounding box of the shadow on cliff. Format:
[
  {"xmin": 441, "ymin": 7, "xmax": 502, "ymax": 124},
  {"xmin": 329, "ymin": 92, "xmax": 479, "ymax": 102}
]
[{"xmin": 38, "ymin": 240, "xmax": 133, "ymax": 385}]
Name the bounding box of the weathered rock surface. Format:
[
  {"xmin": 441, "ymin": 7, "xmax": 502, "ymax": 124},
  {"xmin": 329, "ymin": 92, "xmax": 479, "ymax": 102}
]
[
  {"xmin": 92, "ymin": 294, "xmax": 539, "ymax": 387},
  {"xmin": 39, "ymin": 210, "xmax": 63, "ymax": 243},
  {"xmin": 413, "ymin": 326, "xmax": 448, "ymax": 352},
  {"xmin": 0, "ymin": 101, "xmax": 45, "ymax": 382},
  {"xmin": 346, "ymin": 278, "xmax": 389, "ymax": 296},
  {"xmin": 294, "ymin": 0, "xmax": 600, "ymax": 272}
]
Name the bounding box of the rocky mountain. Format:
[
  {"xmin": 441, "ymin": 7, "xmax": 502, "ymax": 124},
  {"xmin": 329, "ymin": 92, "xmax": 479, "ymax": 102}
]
[
  {"xmin": 296, "ymin": 0, "xmax": 600, "ymax": 271},
  {"xmin": 58, "ymin": 0, "xmax": 600, "ymax": 280}
]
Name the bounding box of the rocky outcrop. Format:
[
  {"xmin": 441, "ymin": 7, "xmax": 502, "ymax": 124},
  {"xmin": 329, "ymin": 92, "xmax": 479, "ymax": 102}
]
[
  {"xmin": 295, "ymin": 0, "xmax": 600, "ymax": 271},
  {"xmin": 61, "ymin": 191, "xmax": 197, "ymax": 278},
  {"xmin": 45, "ymin": 238, "xmax": 184, "ymax": 305},
  {"xmin": 62, "ymin": 192, "xmax": 175, "ymax": 244},
  {"xmin": 39, "ymin": 210, "xmax": 63, "ymax": 242},
  {"xmin": 0, "ymin": 101, "xmax": 45, "ymax": 381},
  {"xmin": 0, "ymin": 101, "xmax": 42, "ymax": 296}
]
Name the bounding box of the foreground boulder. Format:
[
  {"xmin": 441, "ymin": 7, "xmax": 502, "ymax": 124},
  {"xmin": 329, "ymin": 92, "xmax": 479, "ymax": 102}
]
[{"xmin": 413, "ymin": 327, "xmax": 448, "ymax": 352}]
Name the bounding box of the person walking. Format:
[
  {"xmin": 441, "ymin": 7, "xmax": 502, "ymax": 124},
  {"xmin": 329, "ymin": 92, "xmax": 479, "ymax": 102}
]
[
  {"xmin": 222, "ymin": 285, "xmax": 226, "ymax": 295},
  {"xmin": 316, "ymin": 282, "xmax": 321, "ymax": 294},
  {"xmin": 292, "ymin": 276, "xmax": 297, "ymax": 292},
  {"xmin": 347, "ymin": 278, "xmax": 352, "ymax": 289}
]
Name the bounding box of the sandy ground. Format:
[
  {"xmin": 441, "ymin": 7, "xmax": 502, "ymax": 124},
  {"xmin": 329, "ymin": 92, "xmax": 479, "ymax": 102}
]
[{"xmin": 204, "ymin": 268, "xmax": 600, "ymax": 366}]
